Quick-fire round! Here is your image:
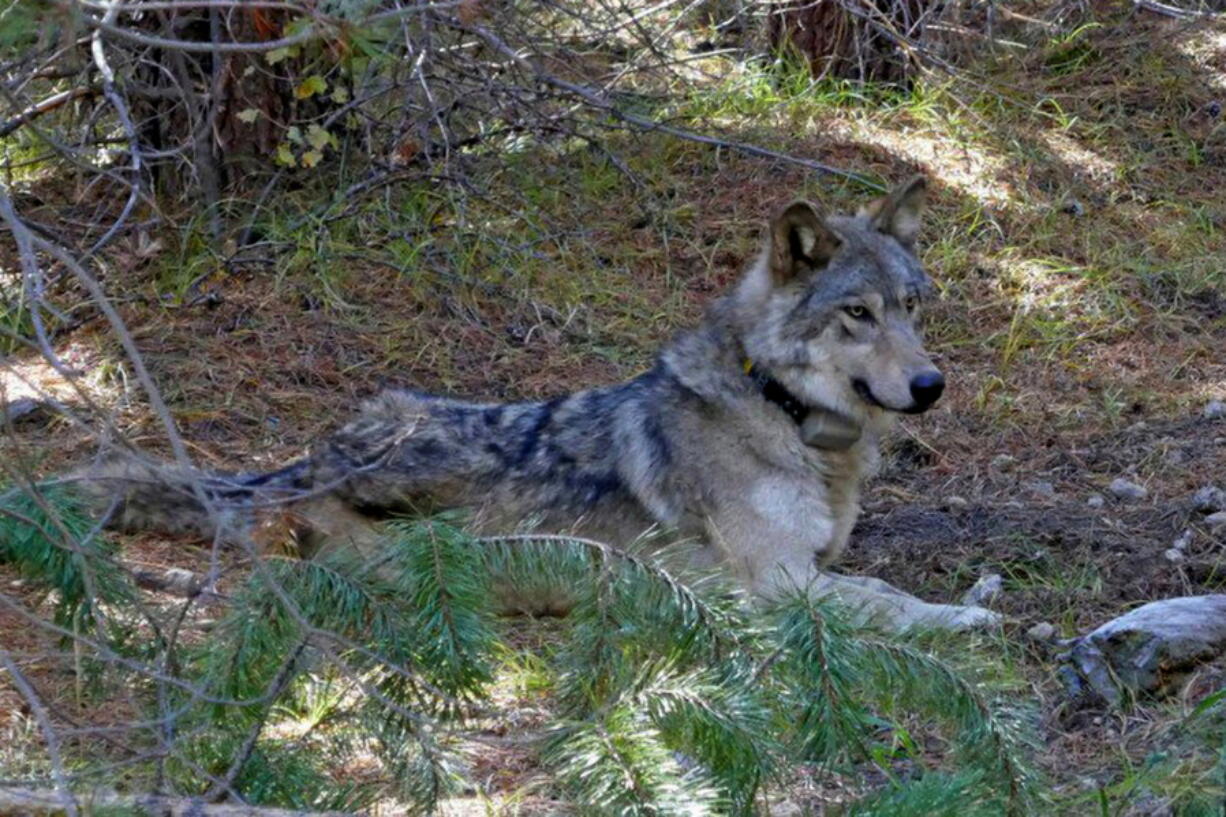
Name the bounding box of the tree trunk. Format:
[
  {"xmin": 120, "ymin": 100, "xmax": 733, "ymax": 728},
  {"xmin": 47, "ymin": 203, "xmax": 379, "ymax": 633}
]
[{"xmin": 768, "ymin": 0, "xmax": 930, "ymax": 82}]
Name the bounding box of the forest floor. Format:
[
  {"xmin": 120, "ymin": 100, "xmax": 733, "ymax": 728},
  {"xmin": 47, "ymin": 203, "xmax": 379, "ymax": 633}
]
[{"xmin": 3, "ymin": 1, "xmax": 1226, "ymax": 813}]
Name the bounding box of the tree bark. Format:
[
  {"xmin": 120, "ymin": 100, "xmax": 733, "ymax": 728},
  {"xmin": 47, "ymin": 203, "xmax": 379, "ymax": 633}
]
[{"xmin": 768, "ymin": 0, "xmax": 930, "ymax": 82}]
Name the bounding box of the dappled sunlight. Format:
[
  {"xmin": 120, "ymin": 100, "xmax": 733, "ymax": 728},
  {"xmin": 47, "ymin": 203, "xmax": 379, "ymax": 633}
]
[
  {"xmin": 838, "ymin": 118, "xmax": 1017, "ymax": 208},
  {"xmin": 1038, "ymin": 130, "xmax": 1122, "ymax": 187},
  {"xmin": 0, "ymin": 340, "xmax": 114, "ymax": 409},
  {"xmin": 1174, "ymin": 27, "xmax": 1226, "ymax": 92}
]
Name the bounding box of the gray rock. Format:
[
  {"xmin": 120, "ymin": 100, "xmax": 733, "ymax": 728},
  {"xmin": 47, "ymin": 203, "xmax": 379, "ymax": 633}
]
[
  {"xmin": 944, "ymin": 495, "xmax": 969, "ymax": 511},
  {"xmin": 1122, "ymin": 789, "xmax": 1173, "ymax": 817},
  {"xmin": 1206, "ymin": 511, "xmax": 1226, "ymax": 534},
  {"xmin": 1027, "ymin": 621, "xmax": 1056, "ymax": 641},
  {"xmin": 1060, "ymin": 196, "xmax": 1086, "ymax": 217},
  {"xmin": 1172, "ymin": 529, "xmax": 1193, "ymax": 551},
  {"xmin": 1028, "ymin": 480, "xmax": 1056, "ymax": 499},
  {"xmin": 1086, "ymin": 493, "xmax": 1105, "ymax": 508},
  {"xmin": 961, "ymin": 573, "xmax": 1004, "ymax": 607},
  {"xmin": 2, "ymin": 398, "xmax": 56, "ymax": 427},
  {"xmin": 1192, "ymin": 485, "xmax": 1226, "ymax": 514},
  {"xmin": 134, "ymin": 567, "xmax": 204, "ymax": 597},
  {"xmin": 990, "ymin": 454, "xmax": 1016, "ymax": 471},
  {"xmin": 1204, "ymin": 399, "xmax": 1226, "ymax": 420},
  {"xmin": 1109, "ymin": 477, "xmax": 1148, "ymax": 502},
  {"xmin": 1062, "ymin": 595, "xmax": 1226, "ymax": 706},
  {"xmin": 1163, "ymin": 548, "xmax": 1185, "ymax": 564}
]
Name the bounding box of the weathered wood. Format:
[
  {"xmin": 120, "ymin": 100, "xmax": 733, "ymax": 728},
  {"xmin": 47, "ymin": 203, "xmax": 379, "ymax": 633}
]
[
  {"xmin": 1061, "ymin": 595, "xmax": 1226, "ymax": 706},
  {"xmin": 0, "ymin": 788, "xmax": 358, "ymax": 817}
]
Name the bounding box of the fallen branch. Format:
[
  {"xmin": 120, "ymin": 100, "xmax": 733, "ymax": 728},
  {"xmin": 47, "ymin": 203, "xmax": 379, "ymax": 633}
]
[
  {"xmin": 0, "ymin": 788, "xmax": 358, "ymax": 817},
  {"xmin": 1134, "ymin": 0, "xmax": 1223, "ymax": 17},
  {"xmin": 0, "ymin": 88, "xmax": 97, "ymax": 139},
  {"xmin": 452, "ymin": 17, "xmax": 886, "ymax": 192}
]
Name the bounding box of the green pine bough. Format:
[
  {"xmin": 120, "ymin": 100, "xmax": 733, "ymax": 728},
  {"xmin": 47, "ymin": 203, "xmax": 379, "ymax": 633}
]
[{"xmin": 0, "ymin": 487, "xmax": 1039, "ymax": 814}]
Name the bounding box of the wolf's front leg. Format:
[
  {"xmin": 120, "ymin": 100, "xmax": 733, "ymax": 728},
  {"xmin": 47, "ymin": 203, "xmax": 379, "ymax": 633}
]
[
  {"xmin": 806, "ymin": 572, "xmax": 1002, "ymax": 632},
  {"xmin": 727, "ymin": 535, "xmax": 999, "ymax": 632}
]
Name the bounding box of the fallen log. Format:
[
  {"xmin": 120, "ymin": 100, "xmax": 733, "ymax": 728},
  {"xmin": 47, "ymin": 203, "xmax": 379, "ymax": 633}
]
[{"xmin": 0, "ymin": 788, "xmax": 359, "ymax": 817}]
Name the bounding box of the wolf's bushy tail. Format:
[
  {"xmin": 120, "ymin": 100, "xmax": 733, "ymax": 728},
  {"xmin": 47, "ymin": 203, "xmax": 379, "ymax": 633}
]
[{"xmin": 75, "ymin": 456, "xmax": 313, "ymax": 545}]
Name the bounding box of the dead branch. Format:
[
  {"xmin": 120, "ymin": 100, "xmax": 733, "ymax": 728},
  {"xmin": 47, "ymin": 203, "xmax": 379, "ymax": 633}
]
[
  {"xmin": 0, "ymin": 88, "xmax": 98, "ymax": 139},
  {"xmin": 453, "ymin": 17, "xmax": 885, "ymax": 191},
  {"xmin": 83, "ymin": 3, "xmax": 467, "ymax": 53},
  {"xmin": 0, "ymin": 660, "xmax": 78, "ymax": 817},
  {"xmin": 1134, "ymin": 0, "xmax": 1224, "ymax": 17},
  {"xmin": 0, "ymin": 788, "xmax": 358, "ymax": 817}
]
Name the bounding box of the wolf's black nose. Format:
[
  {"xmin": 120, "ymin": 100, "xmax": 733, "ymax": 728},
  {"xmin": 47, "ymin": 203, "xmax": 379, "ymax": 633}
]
[{"xmin": 909, "ymin": 371, "xmax": 945, "ymax": 411}]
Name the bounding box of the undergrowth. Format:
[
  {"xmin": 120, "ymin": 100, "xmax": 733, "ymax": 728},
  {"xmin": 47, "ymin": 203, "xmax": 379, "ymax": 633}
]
[{"xmin": 0, "ymin": 488, "xmax": 1044, "ymax": 814}]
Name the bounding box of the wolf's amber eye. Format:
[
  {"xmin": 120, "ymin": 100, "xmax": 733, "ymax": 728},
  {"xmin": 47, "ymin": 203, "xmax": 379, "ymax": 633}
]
[{"xmin": 844, "ymin": 305, "xmax": 870, "ymax": 320}]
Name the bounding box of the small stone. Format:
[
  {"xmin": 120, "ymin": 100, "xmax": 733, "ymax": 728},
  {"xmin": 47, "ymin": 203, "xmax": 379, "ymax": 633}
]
[
  {"xmin": 961, "ymin": 573, "xmax": 1004, "ymax": 607},
  {"xmin": 1206, "ymin": 511, "xmax": 1226, "ymax": 534},
  {"xmin": 1028, "ymin": 621, "xmax": 1057, "ymax": 641},
  {"xmin": 1109, "ymin": 477, "xmax": 1148, "ymax": 502},
  {"xmin": 2, "ymin": 398, "xmax": 56, "ymax": 427},
  {"xmin": 162, "ymin": 568, "xmax": 201, "ymax": 595},
  {"xmin": 1173, "ymin": 529, "xmax": 1193, "ymax": 551},
  {"xmin": 944, "ymin": 495, "xmax": 969, "ymax": 511},
  {"xmin": 1028, "ymin": 480, "xmax": 1056, "ymax": 499},
  {"xmin": 1060, "ymin": 196, "xmax": 1086, "ymax": 217},
  {"xmin": 1163, "ymin": 448, "xmax": 1186, "ymax": 466},
  {"xmin": 1204, "ymin": 400, "xmax": 1226, "ymax": 420},
  {"xmin": 990, "ymin": 454, "xmax": 1016, "ymax": 471},
  {"xmin": 1123, "ymin": 790, "xmax": 1174, "ymax": 817},
  {"xmin": 1192, "ymin": 485, "xmax": 1225, "ymax": 514},
  {"xmin": 1086, "ymin": 493, "xmax": 1105, "ymax": 508},
  {"xmin": 1163, "ymin": 548, "xmax": 1185, "ymax": 564}
]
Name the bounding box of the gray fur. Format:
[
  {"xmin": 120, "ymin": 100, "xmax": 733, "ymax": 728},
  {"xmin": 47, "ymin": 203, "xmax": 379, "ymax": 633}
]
[{"xmin": 80, "ymin": 178, "xmax": 999, "ymax": 632}]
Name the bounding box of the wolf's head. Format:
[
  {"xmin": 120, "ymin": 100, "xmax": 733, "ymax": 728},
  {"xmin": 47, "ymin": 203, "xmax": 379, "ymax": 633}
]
[{"xmin": 731, "ymin": 176, "xmax": 943, "ymax": 422}]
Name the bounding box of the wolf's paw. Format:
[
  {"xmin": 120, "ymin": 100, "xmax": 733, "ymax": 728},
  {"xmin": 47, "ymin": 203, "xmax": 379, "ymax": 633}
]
[
  {"xmin": 934, "ymin": 604, "xmax": 1003, "ymax": 632},
  {"xmin": 900, "ymin": 602, "xmax": 1002, "ymax": 633}
]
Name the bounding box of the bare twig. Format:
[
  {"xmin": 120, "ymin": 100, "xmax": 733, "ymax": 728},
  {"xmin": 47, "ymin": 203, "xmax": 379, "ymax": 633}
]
[
  {"xmin": 205, "ymin": 641, "xmax": 308, "ymax": 802},
  {"xmin": 83, "ymin": 3, "xmax": 468, "ymax": 53},
  {"xmin": 0, "ymin": 191, "xmax": 82, "ymax": 378},
  {"xmin": 86, "ymin": 0, "xmax": 143, "ymax": 257},
  {"xmin": 0, "ymin": 655, "xmax": 79, "ymax": 817},
  {"xmin": 1133, "ymin": 0, "xmax": 1223, "ymax": 17},
  {"xmin": 451, "ymin": 17, "xmax": 885, "ymax": 191},
  {"xmin": 0, "ymin": 88, "xmax": 98, "ymax": 139}
]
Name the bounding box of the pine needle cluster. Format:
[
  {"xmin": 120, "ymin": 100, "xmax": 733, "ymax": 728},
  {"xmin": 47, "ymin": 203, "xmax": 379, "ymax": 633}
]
[{"xmin": 1, "ymin": 486, "xmax": 1042, "ymax": 814}]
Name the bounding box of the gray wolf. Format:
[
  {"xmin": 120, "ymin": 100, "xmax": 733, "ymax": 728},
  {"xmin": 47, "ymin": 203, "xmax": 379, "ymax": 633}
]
[{"xmin": 83, "ymin": 177, "xmax": 999, "ymax": 632}]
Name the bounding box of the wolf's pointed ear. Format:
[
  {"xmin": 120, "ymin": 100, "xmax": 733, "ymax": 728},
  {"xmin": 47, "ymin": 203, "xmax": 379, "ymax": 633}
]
[
  {"xmin": 861, "ymin": 175, "xmax": 926, "ymax": 248},
  {"xmin": 769, "ymin": 200, "xmax": 841, "ymax": 285}
]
